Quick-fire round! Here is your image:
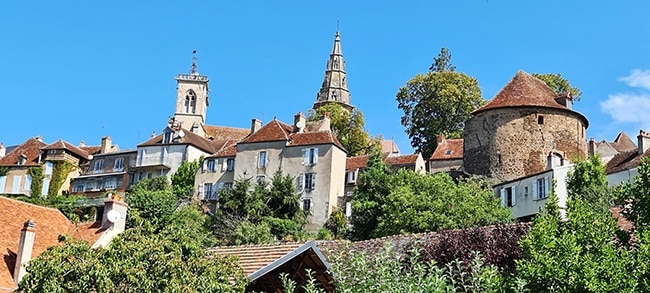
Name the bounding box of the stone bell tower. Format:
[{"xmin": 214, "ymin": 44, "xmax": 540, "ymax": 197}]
[
  {"xmin": 174, "ymin": 51, "xmax": 209, "ymax": 136},
  {"xmin": 314, "ymin": 31, "xmax": 353, "ymax": 112}
]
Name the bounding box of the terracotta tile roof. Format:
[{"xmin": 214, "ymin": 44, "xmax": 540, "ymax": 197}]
[
  {"xmin": 473, "ymin": 71, "xmax": 589, "ymax": 127},
  {"xmin": 211, "ymin": 140, "xmax": 238, "ymax": 158},
  {"xmin": 289, "ymin": 131, "xmax": 345, "ymax": 150},
  {"xmin": 0, "ymin": 196, "xmax": 104, "ymax": 290},
  {"xmin": 610, "ymin": 132, "xmax": 637, "ymax": 153},
  {"xmin": 239, "ymin": 119, "xmax": 292, "ymax": 144},
  {"xmin": 138, "ymin": 129, "xmax": 219, "ymax": 154},
  {"xmin": 346, "ymin": 155, "xmax": 369, "ymax": 171},
  {"xmin": 80, "ymin": 146, "xmax": 102, "ymax": 156},
  {"xmin": 208, "ymin": 242, "xmax": 304, "ymax": 276},
  {"xmin": 43, "ymin": 139, "xmax": 91, "ymax": 159},
  {"xmin": 385, "ymin": 153, "xmax": 420, "ymax": 166},
  {"xmin": 606, "ymin": 149, "xmax": 649, "ymax": 174},
  {"xmin": 0, "ymin": 137, "xmax": 47, "ymax": 166},
  {"xmin": 430, "ymin": 138, "xmax": 464, "ymax": 160},
  {"xmin": 381, "ymin": 140, "xmax": 400, "ymax": 155},
  {"xmin": 203, "ymin": 125, "xmax": 250, "ymax": 141}
]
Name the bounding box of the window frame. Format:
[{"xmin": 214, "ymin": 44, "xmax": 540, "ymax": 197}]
[
  {"xmin": 114, "ymin": 158, "xmax": 124, "ymax": 171},
  {"xmin": 258, "ymin": 151, "xmax": 268, "ymax": 169}
]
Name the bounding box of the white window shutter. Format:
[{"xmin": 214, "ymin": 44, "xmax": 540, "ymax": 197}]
[
  {"xmin": 544, "ymin": 177, "xmax": 550, "ymax": 196},
  {"xmin": 297, "ymin": 174, "xmax": 304, "ymax": 191},
  {"xmin": 198, "ymin": 184, "xmax": 204, "ymax": 200},
  {"xmin": 302, "ymin": 148, "xmax": 308, "ymax": 165},
  {"xmin": 500, "ymin": 188, "xmax": 506, "ymax": 207},
  {"xmin": 202, "ymin": 161, "xmax": 207, "ymax": 173},
  {"xmin": 313, "ymin": 148, "xmax": 318, "ymax": 165},
  {"xmin": 532, "ymin": 181, "xmax": 538, "ymax": 200},
  {"xmin": 512, "ymin": 186, "xmax": 516, "ymax": 206},
  {"xmin": 221, "ymin": 159, "xmax": 227, "ymax": 171},
  {"xmin": 312, "ymin": 174, "xmax": 316, "ymax": 189}
]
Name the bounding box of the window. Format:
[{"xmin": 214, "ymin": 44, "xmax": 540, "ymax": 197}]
[
  {"xmin": 0, "ymin": 176, "xmax": 6, "ymax": 192},
  {"xmin": 256, "ymin": 175, "xmax": 267, "ymax": 184},
  {"xmin": 44, "ymin": 162, "xmax": 53, "ymax": 175},
  {"xmin": 226, "ymin": 158, "xmax": 235, "ymax": 171},
  {"xmin": 258, "ymin": 151, "xmax": 267, "ymax": 169},
  {"xmin": 94, "ymin": 160, "xmax": 104, "ymax": 173},
  {"xmin": 538, "ymin": 115, "xmax": 544, "ymax": 124},
  {"xmin": 303, "ymin": 148, "xmax": 318, "ymax": 166},
  {"xmin": 304, "ymin": 173, "xmax": 316, "ymax": 191},
  {"xmin": 185, "ymin": 90, "xmax": 196, "ymax": 113},
  {"xmin": 114, "ymin": 158, "xmax": 124, "ymax": 171},
  {"xmin": 17, "ymin": 155, "xmax": 26, "ymax": 165},
  {"xmin": 163, "ymin": 131, "xmax": 172, "ymax": 144},
  {"xmin": 48, "ymin": 150, "xmax": 57, "ymax": 155},
  {"xmin": 532, "ymin": 177, "xmax": 549, "ymax": 200},
  {"xmin": 204, "ymin": 183, "xmax": 213, "ymax": 200},
  {"xmin": 302, "ymin": 199, "xmax": 311, "ymax": 211},
  {"xmin": 74, "ymin": 184, "xmax": 84, "ymax": 193},
  {"xmin": 224, "ymin": 182, "xmax": 233, "ymax": 190},
  {"xmin": 207, "ymin": 159, "xmax": 216, "ymax": 172},
  {"xmin": 500, "ymin": 186, "xmax": 516, "ymax": 207},
  {"xmin": 445, "ymin": 150, "xmax": 452, "ymax": 155},
  {"xmin": 346, "ymin": 170, "xmax": 357, "ymax": 184},
  {"xmin": 23, "ymin": 175, "xmax": 32, "ymax": 192}
]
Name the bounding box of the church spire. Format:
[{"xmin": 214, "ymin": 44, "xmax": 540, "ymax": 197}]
[{"xmin": 314, "ymin": 30, "xmax": 353, "ymax": 111}]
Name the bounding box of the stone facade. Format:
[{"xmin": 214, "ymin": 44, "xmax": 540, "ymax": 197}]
[{"xmin": 464, "ymin": 107, "xmax": 587, "ymax": 182}]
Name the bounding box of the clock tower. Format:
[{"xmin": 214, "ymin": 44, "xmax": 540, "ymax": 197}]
[{"xmin": 174, "ymin": 51, "xmax": 209, "ymax": 136}]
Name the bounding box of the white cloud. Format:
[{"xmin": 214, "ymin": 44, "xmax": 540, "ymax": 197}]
[
  {"xmin": 618, "ymin": 69, "xmax": 650, "ymax": 89},
  {"xmin": 601, "ymin": 93, "xmax": 650, "ymax": 132}
]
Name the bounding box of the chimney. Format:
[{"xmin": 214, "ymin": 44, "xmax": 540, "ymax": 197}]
[
  {"xmin": 294, "ymin": 112, "xmax": 306, "ymax": 133},
  {"xmin": 35, "ymin": 135, "xmax": 42, "ymax": 142},
  {"xmin": 0, "ymin": 143, "xmax": 5, "ymax": 158},
  {"xmin": 320, "ymin": 112, "xmax": 331, "ymax": 132},
  {"xmin": 101, "ymin": 199, "xmax": 128, "ymax": 232},
  {"xmin": 79, "ymin": 140, "xmax": 85, "ymax": 148},
  {"xmin": 151, "ymin": 131, "xmax": 156, "ymax": 138},
  {"xmin": 14, "ymin": 220, "xmax": 36, "ymax": 285},
  {"xmin": 588, "ymin": 137, "xmax": 596, "ymax": 156},
  {"xmin": 251, "ymin": 118, "xmax": 262, "ymax": 134},
  {"xmin": 638, "ymin": 130, "xmax": 650, "ymax": 155},
  {"xmin": 436, "ymin": 135, "xmax": 445, "ymax": 145},
  {"xmin": 100, "ymin": 136, "xmax": 112, "ymax": 154}
]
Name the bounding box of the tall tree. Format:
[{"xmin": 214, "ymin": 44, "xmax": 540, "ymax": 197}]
[
  {"xmin": 396, "ymin": 65, "xmax": 483, "ymax": 158},
  {"xmin": 532, "ymin": 73, "xmax": 583, "ymax": 101},
  {"xmin": 171, "ymin": 159, "xmax": 201, "ymax": 199},
  {"xmin": 619, "ymin": 157, "xmax": 650, "ymax": 232},
  {"xmin": 429, "ymin": 47, "xmax": 456, "ymax": 72},
  {"xmin": 307, "ymin": 102, "xmax": 372, "ymax": 157},
  {"xmin": 566, "ymin": 155, "xmax": 612, "ymax": 213}
]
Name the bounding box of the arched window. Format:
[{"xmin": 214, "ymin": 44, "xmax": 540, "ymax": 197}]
[{"xmin": 184, "ymin": 90, "xmax": 197, "ymax": 113}]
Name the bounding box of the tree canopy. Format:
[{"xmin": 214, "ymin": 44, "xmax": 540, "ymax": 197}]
[
  {"xmin": 171, "ymin": 159, "xmax": 202, "ymax": 199},
  {"xmin": 307, "ymin": 102, "xmax": 374, "ymax": 157},
  {"xmin": 532, "ymin": 73, "xmax": 583, "ymax": 101},
  {"xmin": 397, "ymin": 48, "xmax": 484, "ymax": 158}
]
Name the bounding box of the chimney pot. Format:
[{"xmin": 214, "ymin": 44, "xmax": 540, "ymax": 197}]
[
  {"xmin": 638, "ymin": 130, "xmax": 650, "ymax": 155},
  {"xmin": 0, "ymin": 143, "xmax": 5, "ymax": 158},
  {"xmin": 14, "ymin": 220, "xmax": 36, "ymax": 285},
  {"xmin": 251, "ymin": 118, "xmax": 262, "ymax": 134},
  {"xmin": 436, "ymin": 135, "xmax": 445, "ymax": 145},
  {"xmin": 293, "ymin": 112, "xmax": 306, "ymax": 133},
  {"xmin": 100, "ymin": 136, "xmax": 112, "ymax": 154}
]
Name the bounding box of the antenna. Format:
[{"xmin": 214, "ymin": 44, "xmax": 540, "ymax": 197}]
[
  {"xmin": 190, "ymin": 49, "xmax": 199, "ymax": 75},
  {"xmin": 336, "ymin": 20, "xmax": 340, "ymax": 32}
]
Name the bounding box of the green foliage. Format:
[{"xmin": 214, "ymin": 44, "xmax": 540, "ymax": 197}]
[
  {"xmin": 215, "ymin": 170, "xmax": 308, "ymax": 245},
  {"xmin": 566, "ymin": 155, "xmax": 612, "ymax": 213},
  {"xmin": 323, "ymin": 209, "xmax": 348, "ymax": 239},
  {"xmin": 171, "ymin": 159, "xmax": 201, "ymax": 199},
  {"xmin": 126, "ymin": 177, "xmax": 178, "ymax": 229},
  {"xmin": 396, "ymin": 66, "xmax": 484, "ymax": 158},
  {"xmin": 17, "ymin": 228, "xmax": 247, "ymax": 292},
  {"xmin": 306, "ymin": 102, "xmax": 371, "ymax": 157},
  {"xmin": 28, "ymin": 166, "xmax": 43, "ymax": 198},
  {"xmin": 0, "ymin": 166, "xmax": 8, "ymax": 176},
  {"xmin": 48, "ymin": 160, "xmax": 76, "ymax": 196},
  {"xmin": 619, "ymin": 157, "xmax": 650, "ymax": 232},
  {"xmin": 350, "ymin": 155, "xmax": 511, "ymax": 239},
  {"xmin": 532, "ymin": 72, "xmax": 583, "ymax": 101},
  {"xmin": 429, "ymin": 47, "xmax": 456, "ymax": 72},
  {"xmin": 15, "ymin": 193, "xmax": 87, "ymax": 222}
]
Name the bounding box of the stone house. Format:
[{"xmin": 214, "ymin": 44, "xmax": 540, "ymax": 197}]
[
  {"xmin": 463, "ymin": 71, "xmax": 589, "ymax": 183},
  {"xmin": 71, "ymin": 143, "xmax": 138, "ymax": 199},
  {"xmin": 588, "ymin": 131, "xmax": 637, "ymax": 163},
  {"xmin": 605, "ymin": 130, "xmax": 650, "ymax": 186},
  {"xmin": 40, "ymin": 139, "xmax": 96, "ymax": 196},
  {"xmin": 429, "ymin": 135, "xmax": 464, "ymax": 174},
  {"xmin": 194, "ymin": 139, "xmax": 238, "ymax": 201},
  {"xmin": 0, "ymin": 196, "xmax": 127, "ymax": 291},
  {"xmin": 0, "ymin": 137, "xmax": 47, "ymax": 196}
]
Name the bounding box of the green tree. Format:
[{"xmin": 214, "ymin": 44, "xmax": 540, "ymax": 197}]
[
  {"xmin": 397, "ymin": 50, "xmax": 484, "ymax": 158},
  {"xmin": 619, "ymin": 157, "xmax": 650, "ymax": 232},
  {"xmin": 349, "ymin": 151, "xmax": 392, "ymax": 240},
  {"xmin": 126, "ymin": 177, "xmax": 178, "ymax": 229},
  {"xmin": 532, "ymin": 73, "xmax": 583, "ymax": 101},
  {"xmin": 171, "ymin": 159, "xmax": 201, "ymax": 199},
  {"xmin": 429, "ymin": 47, "xmax": 456, "ymax": 72},
  {"xmin": 307, "ymin": 102, "xmax": 371, "ymax": 157},
  {"xmin": 566, "ymin": 155, "xmax": 612, "ymax": 213}
]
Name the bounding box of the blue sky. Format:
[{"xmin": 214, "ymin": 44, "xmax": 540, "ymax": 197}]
[{"xmin": 2, "ymin": 1, "xmax": 650, "ymax": 154}]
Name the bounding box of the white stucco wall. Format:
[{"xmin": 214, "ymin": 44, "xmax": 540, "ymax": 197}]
[{"xmin": 607, "ymin": 168, "xmax": 638, "ymax": 187}]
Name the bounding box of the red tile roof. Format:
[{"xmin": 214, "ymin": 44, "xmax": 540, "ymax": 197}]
[
  {"xmin": 384, "ymin": 153, "xmax": 421, "ymax": 166},
  {"xmin": 208, "ymin": 242, "xmax": 304, "ymax": 276},
  {"xmin": 610, "ymin": 132, "xmax": 637, "ymax": 153},
  {"xmin": 345, "ymin": 155, "xmax": 369, "ymax": 171},
  {"xmin": 80, "ymin": 146, "xmax": 102, "ymax": 156},
  {"xmin": 43, "ymin": 140, "xmax": 91, "ymax": 159},
  {"xmin": 430, "ymin": 138, "xmax": 464, "ymax": 160},
  {"xmin": 0, "ymin": 137, "xmax": 47, "ymax": 166},
  {"xmin": 0, "ymin": 196, "xmax": 104, "ymax": 290},
  {"xmin": 138, "ymin": 129, "xmax": 219, "ymax": 154},
  {"xmin": 211, "ymin": 140, "xmax": 238, "ymax": 158},
  {"xmin": 203, "ymin": 125, "xmax": 250, "ymax": 141},
  {"xmin": 381, "ymin": 140, "xmax": 400, "ymax": 155},
  {"xmin": 473, "ymin": 71, "xmax": 589, "ymax": 127},
  {"xmin": 289, "ymin": 131, "xmax": 345, "ymax": 150},
  {"xmin": 606, "ymin": 149, "xmax": 649, "ymax": 174},
  {"xmin": 239, "ymin": 119, "xmax": 292, "ymax": 144}
]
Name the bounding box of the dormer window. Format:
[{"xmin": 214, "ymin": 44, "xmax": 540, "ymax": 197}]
[
  {"xmin": 445, "ymin": 150, "xmax": 452, "ymax": 155},
  {"xmin": 17, "ymin": 154, "xmax": 27, "ymax": 165},
  {"xmin": 184, "ymin": 90, "xmax": 196, "ymax": 113}
]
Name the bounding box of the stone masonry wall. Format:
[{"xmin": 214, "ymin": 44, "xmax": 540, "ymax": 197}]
[{"xmin": 464, "ymin": 107, "xmax": 587, "ymax": 182}]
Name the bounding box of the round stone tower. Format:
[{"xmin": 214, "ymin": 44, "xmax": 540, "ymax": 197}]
[{"xmin": 463, "ymin": 71, "xmax": 589, "ymax": 182}]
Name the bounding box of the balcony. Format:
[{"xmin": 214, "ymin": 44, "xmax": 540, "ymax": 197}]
[{"xmin": 136, "ymin": 155, "xmax": 173, "ymax": 168}]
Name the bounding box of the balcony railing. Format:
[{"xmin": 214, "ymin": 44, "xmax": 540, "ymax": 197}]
[{"xmin": 136, "ymin": 155, "xmax": 173, "ymax": 168}]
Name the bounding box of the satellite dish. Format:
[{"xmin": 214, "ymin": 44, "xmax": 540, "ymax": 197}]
[
  {"xmin": 106, "ymin": 210, "xmax": 121, "ymax": 223},
  {"xmin": 296, "ymin": 120, "xmax": 305, "ymax": 129}
]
